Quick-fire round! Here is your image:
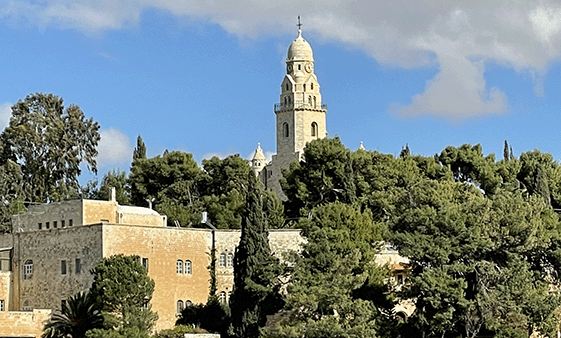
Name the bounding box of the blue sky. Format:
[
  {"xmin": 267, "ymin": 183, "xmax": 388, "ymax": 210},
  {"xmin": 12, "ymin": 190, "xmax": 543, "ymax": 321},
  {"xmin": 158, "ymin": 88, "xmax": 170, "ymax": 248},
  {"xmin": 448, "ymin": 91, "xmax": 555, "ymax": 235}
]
[{"xmin": 1, "ymin": 1, "xmax": 561, "ymax": 183}]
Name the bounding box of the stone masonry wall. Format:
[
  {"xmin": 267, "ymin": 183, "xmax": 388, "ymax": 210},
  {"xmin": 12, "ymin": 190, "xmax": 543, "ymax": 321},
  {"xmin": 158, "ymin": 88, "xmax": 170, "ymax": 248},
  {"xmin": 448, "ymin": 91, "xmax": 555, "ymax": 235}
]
[
  {"xmin": 102, "ymin": 224, "xmax": 214, "ymax": 331},
  {"xmin": 0, "ymin": 309, "xmax": 51, "ymax": 337},
  {"xmin": 12, "ymin": 199, "xmax": 83, "ymax": 232},
  {"xmin": 0, "ymin": 271, "xmax": 11, "ymax": 312},
  {"xmin": 11, "ymin": 225, "xmax": 103, "ymax": 312}
]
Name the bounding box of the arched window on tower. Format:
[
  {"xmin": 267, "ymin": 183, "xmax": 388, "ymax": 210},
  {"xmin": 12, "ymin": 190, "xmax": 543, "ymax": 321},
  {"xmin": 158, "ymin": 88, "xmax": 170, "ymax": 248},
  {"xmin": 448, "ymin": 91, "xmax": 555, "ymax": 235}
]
[
  {"xmin": 311, "ymin": 122, "xmax": 318, "ymax": 137},
  {"xmin": 219, "ymin": 291, "xmax": 226, "ymax": 303},
  {"xmin": 177, "ymin": 300, "xmax": 184, "ymax": 314},
  {"xmin": 311, "ymin": 83, "xmax": 314, "ymax": 90},
  {"xmin": 314, "ymin": 96, "xmax": 317, "ymax": 108},
  {"xmin": 219, "ymin": 253, "xmax": 226, "ymax": 267},
  {"xmin": 227, "ymin": 253, "xmax": 234, "ymax": 267},
  {"xmin": 284, "ymin": 97, "xmax": 287, "ymax": 105},
  {"xmin": 308, "ymin": 95, "xmax": 312, "ymax": 106},
  {"xmin": 283, "ymin": 123, "xmax": 289, "ymax": 138},
  {"xmin": 286, "ymin": 83, "xmax": 289, "ymax": 91}
]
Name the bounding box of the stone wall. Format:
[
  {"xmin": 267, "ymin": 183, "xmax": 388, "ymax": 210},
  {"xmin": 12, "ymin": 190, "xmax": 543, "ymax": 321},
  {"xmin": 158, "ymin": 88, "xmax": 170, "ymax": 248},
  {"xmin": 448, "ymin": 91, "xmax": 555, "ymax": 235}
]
[
  {"xmin": 0, "ymin": 309, "xmax": 51, "ymax": 337},
  {"xmin": 10, "ymin": 225, "xmax": 103, "ymax": 312},
  {"xmin": 12, "ymin": 199, "xmax": 82, "ymax": 232},
  {"xmin": 83, "ymin": 200, "xmax": 118, "ymax": 224},
  {"xmin": 102, "ymin": 224, "xmax": 214, "ymax": 331}
]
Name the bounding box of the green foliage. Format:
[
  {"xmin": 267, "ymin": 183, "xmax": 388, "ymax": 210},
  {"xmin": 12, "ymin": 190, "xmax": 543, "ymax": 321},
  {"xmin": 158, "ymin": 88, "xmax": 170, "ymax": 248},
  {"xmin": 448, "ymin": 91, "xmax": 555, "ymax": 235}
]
[
  {"xmin": 282, "ymin": 136, "xmax": 356, "ymax": 218},
  {"xmin": 42, "ymin": 291, "xmax": 103, "ymax": 338},
  {"xmin": 276, "ymin": 203, "xmax": 390, "ymax": 338},
  {"xmin": 154, "ymin": 325, "xmax": 208, "ymax": 338},
  {"xmin": 133, "ymin": 135, "xmax": 147, "ymax": 160},
  {"xmin": 129, "ymin": 150, "xmax": 205, "ymax": 226},
  {"xmin": 228, "ymin": 172, "xmax": 283, "ymax": 338},
  {"xmin": 176, "ymin": 297, "xmax": 231, "ymax": 335},
  {"xmin": 128, "ymin": 152, "xmax": 284, "ymax": 229},
  {"xmin": 85, "ymin": 326, "xmax": 149, "ymax": 338},
  {"xmin": 0, "ymin": 159, "xmax": 26, "ymax": 232},
  {"xmin": 1, "ymin": 93, "xmax": 100, "ymax": 203},
  {"xmin": 89, "ymin": 255, "xmax": 157, "ymax": 332},
  {"xmin": 390, "ymin": 178, "xmax": 561, "ymax": 337},
  {"xmin": 83, "ymin": 169, "xmax": 130, "ymax": 205}
]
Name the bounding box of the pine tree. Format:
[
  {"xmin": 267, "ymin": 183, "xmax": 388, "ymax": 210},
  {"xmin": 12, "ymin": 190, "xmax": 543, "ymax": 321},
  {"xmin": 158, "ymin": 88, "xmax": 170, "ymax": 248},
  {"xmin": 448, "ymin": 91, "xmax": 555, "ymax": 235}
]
[
  {"xmin": 503, "ymin": 140, "xmax": 509, "ymax": 161},
  {"xmin": 228, "ymin": 172, "xmax": 283, "ymax": 338},
  {"xmin": 133, "ymin": 135, "xmax": 147, "ymax": 160}
]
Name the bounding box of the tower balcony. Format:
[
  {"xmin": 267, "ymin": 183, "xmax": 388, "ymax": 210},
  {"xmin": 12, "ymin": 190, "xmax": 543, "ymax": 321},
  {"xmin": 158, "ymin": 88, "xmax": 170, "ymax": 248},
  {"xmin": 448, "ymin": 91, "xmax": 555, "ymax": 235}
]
[{"xmin": 274, "ymin": 101, "xmax": 327, "ymax": 112}]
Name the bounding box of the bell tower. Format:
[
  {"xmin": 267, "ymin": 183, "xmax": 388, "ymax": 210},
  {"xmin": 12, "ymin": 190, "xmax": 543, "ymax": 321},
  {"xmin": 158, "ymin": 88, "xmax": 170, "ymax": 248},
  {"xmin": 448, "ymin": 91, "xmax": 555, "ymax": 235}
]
[
  {"xmin": 258, "ymin": 20, "xmax": 327, "ymax": 199},
  {"xmin": 274, "ymin": 25, "xmax": 327, "ymax": 160}
]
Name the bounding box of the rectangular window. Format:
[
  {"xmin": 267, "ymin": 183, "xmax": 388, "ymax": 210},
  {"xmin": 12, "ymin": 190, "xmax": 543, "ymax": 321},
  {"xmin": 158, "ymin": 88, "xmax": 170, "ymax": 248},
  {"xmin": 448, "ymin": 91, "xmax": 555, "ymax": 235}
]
[
  {"xmin": 46, "ymin": 222, "xmax": 49, "ymax": 229},
  {"xmin": 61, "ymin": 260, "xmax": 67, "ymax": 275},
  {"xmin": 142, "ymin": 258, "xmax": 149, "ymax": 272},
  {"xmin": 0, "ymin": 300, "xmax": 4, "ymax": 311},
  {"xmin": 38, "ymin": 223, "xmax": 42, "ymax": 230},
  {"xmin": 69, "ymin": 219, "xmax": 73, "ymax": 226},
  {"xmin": 75, "ymin": 258, "xmax": 81, "ymax": 274},
  {"xmin": 61, "ymin": 220, "xmax": 65, "ymax": 227},
  {"xmin": 53, "ymin": 221, "xmax": 57, "ymax": 228}
]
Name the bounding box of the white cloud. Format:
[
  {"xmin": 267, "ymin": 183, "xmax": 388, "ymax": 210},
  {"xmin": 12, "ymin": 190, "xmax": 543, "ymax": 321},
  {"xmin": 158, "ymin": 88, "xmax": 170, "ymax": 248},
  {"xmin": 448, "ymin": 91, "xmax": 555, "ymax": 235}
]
[
  {"xmin": 0, "ymin": 103, "xmax": 11, "ymax": 132},
  {"xmin": 3, "ymin": 0, "xmax": 561, "ymax": 119},
  {"xmin": 97, "ymin": 128, "xmax": 132, "ymax": 168}
]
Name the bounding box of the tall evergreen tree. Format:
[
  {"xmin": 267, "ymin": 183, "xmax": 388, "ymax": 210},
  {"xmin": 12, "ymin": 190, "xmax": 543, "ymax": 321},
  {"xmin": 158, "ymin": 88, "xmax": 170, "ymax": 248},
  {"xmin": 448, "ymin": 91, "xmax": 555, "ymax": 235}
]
[
  {"xmin": 503, "ymin": 140, "xmax": 509, "ymax": 161},
  {"xmin": 228, "ymin": 172, "xmax": 283, "ymax": 338},
  {"xmin": 133, "ymin": 135, "xmax": 147, "ymax": 160}
]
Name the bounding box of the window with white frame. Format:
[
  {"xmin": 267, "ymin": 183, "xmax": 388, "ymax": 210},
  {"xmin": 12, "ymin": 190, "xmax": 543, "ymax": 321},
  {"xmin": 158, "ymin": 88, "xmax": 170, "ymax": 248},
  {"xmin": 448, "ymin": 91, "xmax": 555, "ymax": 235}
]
[
  {"xmin": 219, "ymin": 253, "xmax": 226, "ymax": 267},
  {"xmin": 227, "ymin": 253, "xmax": 234, "ymax": 267},
  {"xmin": 23, "ymin": 260, "xmax": 33, "ymax": 280},
  {"xmin": 219, "ymin": 291, "xmax": 226, "ymax": 303},
  {"xmin": 177, "ymin": 300, "xmax": 184, "ymax": 314},
  {"xmin": 185, "ymin": 260, "xmax": 192, "ymax": 275},
  {"xmin": 176, "ymin": 260, "xmax": 183, "ymax": 274}
]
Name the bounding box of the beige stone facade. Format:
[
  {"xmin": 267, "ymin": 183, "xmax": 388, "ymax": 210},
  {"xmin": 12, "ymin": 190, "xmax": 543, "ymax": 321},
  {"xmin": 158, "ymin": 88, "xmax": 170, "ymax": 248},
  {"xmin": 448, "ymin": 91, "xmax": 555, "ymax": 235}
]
[
  {"xmin": 254, "ymin": 28, "xmax": 327, "ymax": 199},
  {"xmin": 0, "ymin": 199, "xmax": 303, "ymax": 335}
]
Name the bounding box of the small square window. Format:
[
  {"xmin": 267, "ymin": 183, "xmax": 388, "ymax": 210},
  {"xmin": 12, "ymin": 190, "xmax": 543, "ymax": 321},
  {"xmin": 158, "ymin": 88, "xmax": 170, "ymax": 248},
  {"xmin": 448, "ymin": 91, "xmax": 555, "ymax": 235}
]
[
  {"xmin": 75, "ymin": 258, "xmax": 81, "ymax": 274},
  {"xmin": 61, "ymin": 260, "xmax": 67, "ymax": 275}
]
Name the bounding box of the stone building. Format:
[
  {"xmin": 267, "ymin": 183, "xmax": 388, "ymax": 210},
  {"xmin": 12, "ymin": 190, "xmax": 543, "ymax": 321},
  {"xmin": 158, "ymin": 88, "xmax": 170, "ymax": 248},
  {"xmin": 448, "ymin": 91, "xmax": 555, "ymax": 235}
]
[
  {"xmin": 0, "ymin": 197, "xmax": 303, "ymax": 335},
  {"xmin": 253, "ymin": 26, "xmax": 327, "ymax": 199}
]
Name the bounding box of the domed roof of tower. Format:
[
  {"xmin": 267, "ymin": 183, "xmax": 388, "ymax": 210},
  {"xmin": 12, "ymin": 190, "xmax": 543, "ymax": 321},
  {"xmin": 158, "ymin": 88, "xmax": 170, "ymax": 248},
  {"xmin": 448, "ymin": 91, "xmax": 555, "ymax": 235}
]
[
  {"xmin": 287, "ymin": 29, "xmax": 313, "ymax": 61},
  {"xmin": 252, "ymin": 143, "xmax": 266, "ymax": 161}
]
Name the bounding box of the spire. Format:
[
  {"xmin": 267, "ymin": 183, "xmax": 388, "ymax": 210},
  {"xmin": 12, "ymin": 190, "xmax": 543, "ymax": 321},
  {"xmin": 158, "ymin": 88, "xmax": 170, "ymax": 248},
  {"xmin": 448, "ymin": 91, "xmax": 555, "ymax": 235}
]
[
  {"xmin": 252, "ymin": 143, "xmax": 266, "ymax": 161},
  {"xmin": 358, "ymin": 141, "xmax": 365, "ymax": 151}
]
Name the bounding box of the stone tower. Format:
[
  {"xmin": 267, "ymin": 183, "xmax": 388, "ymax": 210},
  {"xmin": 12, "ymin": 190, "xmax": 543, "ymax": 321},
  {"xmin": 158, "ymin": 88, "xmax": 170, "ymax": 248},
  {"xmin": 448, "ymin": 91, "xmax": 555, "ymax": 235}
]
[{"xmin": 254, "ymin": 25, "xmax": 327, "ymax": 199}]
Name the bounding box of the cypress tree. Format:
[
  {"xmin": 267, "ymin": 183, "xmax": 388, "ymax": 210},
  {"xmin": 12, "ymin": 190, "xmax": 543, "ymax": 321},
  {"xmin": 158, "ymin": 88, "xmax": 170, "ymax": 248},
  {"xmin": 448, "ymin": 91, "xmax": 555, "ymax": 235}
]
[
  {"xmin": 503, "ymin": 140, "xmax": 509, "ymax": 161},
  {"xmin": 133, "ymin": 135, "xmax": 147, "ymax": 160},
  {"xmin": 228, "ymin": 172, "xmax": 283, "ymax": 338}
]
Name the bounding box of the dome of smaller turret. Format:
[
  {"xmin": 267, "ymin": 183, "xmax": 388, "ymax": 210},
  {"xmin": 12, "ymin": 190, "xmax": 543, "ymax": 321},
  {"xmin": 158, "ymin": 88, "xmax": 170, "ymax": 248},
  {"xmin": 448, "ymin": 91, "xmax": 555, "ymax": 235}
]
[
  {"xmin": 287, "ymin": 29, "xmax": 313, "ymax": 61},
  {"xmin": 252, "ymin": 143, "xmax": 266, "ymax": 162}
]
